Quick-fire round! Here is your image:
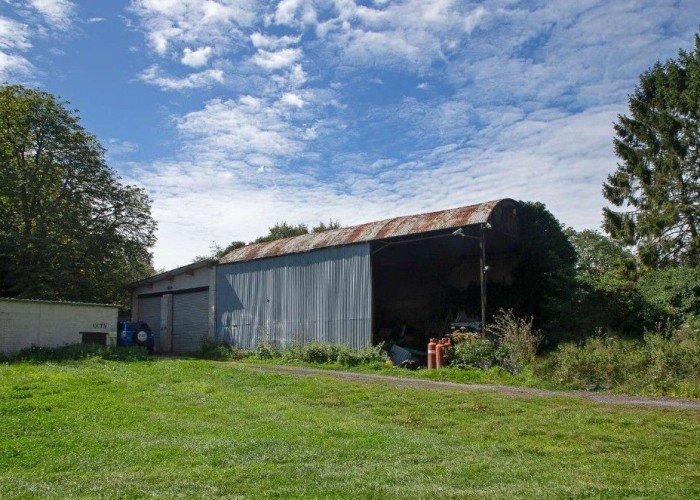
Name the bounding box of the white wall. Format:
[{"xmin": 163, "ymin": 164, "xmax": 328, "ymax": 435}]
[{"xmin": 0, "ymin": 299, "xmax": 118, "ymax": 354}]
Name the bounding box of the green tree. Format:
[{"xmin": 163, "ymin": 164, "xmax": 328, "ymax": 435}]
[
  {"xmin": 603, "ymin": 33, "xmax": 700, "ymax": 267},
  {"xmin": 192, "ymin": 240, "xmax": 246, "ymax": 262},
  {"xmin": 312, "ymin": 219, "xmax": 342, "ymax": 233},
  {"xmin": 493, "ymin": 202, "xmax": 577, "ymax": 337},
  {"xmin": 0, "ymin": 85, "xmax": 156, "ymax": 305},
  {"xmin": 254, "ymin": 222, "xmax": 309, "ymax": 243},
  {"xmin": 253, "ymin": 219, "xmax": 342, "ymax": 243},
  {"xmin": 565, "ymin": 229, "xmax": 637, "ymax": 279}
]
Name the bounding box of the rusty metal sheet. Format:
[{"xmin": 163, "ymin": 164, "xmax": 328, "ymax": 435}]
[{"xmin": 219, "ymin": 198, "xmax": 516, "ymax": 265}]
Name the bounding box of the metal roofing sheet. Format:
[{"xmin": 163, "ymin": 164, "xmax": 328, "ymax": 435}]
[{"xmin": 220, "ymin": 198, "xmax": 513, "ymax": 265}]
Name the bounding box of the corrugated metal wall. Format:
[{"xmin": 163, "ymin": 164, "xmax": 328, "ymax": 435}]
[{"xmin": 217, "ymin": 243, "xmax": 372, "ymax": 350}]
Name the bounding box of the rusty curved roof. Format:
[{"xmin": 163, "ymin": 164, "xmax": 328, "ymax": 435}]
[{"xmin": 219, "ymin": 198, "xmax": 517, "ymax": 265}]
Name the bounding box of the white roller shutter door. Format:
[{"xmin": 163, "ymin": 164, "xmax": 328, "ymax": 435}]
[{"xmin": 172, "ymin": 290, "xmax": 208, "ymax": 353}]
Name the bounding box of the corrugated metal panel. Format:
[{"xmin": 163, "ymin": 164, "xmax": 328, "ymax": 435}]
[
  {"xmin": 172, "ymin": 290, "xmax": 209, "ymax": 353},
  {"xmin": 137, "ymin": 295, "xmax": 163, "ymax": 351},
  {"xmin": 220, "ymin": 199, "xmax": 517, "ymax": 265},
  {"xmin": 217, "ymin": 243, "xmax": 371, "ymax": 350}
]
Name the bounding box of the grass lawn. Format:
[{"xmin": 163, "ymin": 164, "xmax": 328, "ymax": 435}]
[{"xmin": 1, "ymin": 358, "xmax": 698, "ymax": 498}]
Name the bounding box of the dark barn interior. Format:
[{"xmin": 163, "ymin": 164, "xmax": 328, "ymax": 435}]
[{"xmin": 370, "ymin": 205, "xmax": 519, "ymax": 352}]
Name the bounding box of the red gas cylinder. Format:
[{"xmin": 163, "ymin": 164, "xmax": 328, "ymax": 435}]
[
  {"xmin": 436, "ymin": 340, "xmax": 445, "ymax": 369},
  {"xmin": 427, "ymin": 338, "xmax": 438, "ymax": 369}
]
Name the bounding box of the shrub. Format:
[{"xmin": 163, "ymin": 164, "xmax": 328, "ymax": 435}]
[
  {"xmin": 638, "ymin": 267, "xmax": 700, "ymax": 327},
  {"xmin": 278, "ymin": 342, "xmax": 386, "ymax": 366},
  {"xmin": 540, "ymin": 322, "xmax": 700, "ymax": 395},
  {"xmin": 449, "ymin": 339, "xmax": 495, "ymax": 370},
  {"xmin": 299, "ymin": 342, "xmax": 343, "ymax": 364},
  {"xmin": 8, "ymin": 343, "xmax": 151, "ymax": 363},
  {"xmin": 196, "ymin": 338, "xmax": 246, "ymax": 361},
  {"xmin": 488, "ymin": 309, "xmax": 541, "ymax": 374},
  {"xmin": 253, "ymin": 342, "xmax": 282, "ymax": 360},
  {"xmin": 337, "ymin": 344, "xmax": 387, "ymax": 367},
  {"xmin": 544, "ymin": 336, "xmax": 647, "ymax": 390}
]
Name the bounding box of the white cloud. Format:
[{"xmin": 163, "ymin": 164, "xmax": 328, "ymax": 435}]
[
  {"xmin": 174, "ymin": 96, "xmax": 311, "ymax": 160},
  {"xmin": 252, "ymin": 47, "xmax": 301, "ymax": 71},
  {"xmin": 0, "ymin": 16, "xmax": 33, "ymax": 79},
  {"xmin": 28, "ymin": 0, "xmax": 75, "ymax": 31},
  {"xmin": 86, "ymin": 17, "xmax": 106, "ymax": 23},
  {"xmin": 123, "ymin": 0, "xmax": 699, "ymax": 270},
  {"xmin": 250, "ymin": 32, "xmax": 300, "ymax": 49},
  {"xmin": 281, "ymin": 92, "xmax": 304, "ymax": 108},
  {"xmin": 138, "ymin": 64, "xmax": 224, "ymax": 90},
  {"xmin": 129, "ymin": 0, "xmax": 259, "ymax": 56},
  {"xmin": 181, "ymin": 46, "xmax": 213, "ymax": 67}
]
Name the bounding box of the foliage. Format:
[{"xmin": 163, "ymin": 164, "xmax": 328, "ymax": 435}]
[
  {"xmin": 603, "ymin": 33, "xmax": 700, "ymax": 267},
  {"xmin": 312, "ymin": 219, "xmax": 342, "ymax": 232},
  {"xmin": 488, "ymin": 309, "xmax": 542, "ymax": 375},
  {"xmin": 253, "ymin": 219, "xmax": 343, "ymax": 243},
  {"xmin": 195, "ymin": 337, "xmax": 246, "ymax": 361},
  {"xmin": 253, "ymin": 341, "xmax": 282, "ymax": 360},
  {"xmin": 564, "ymin": 272, "xmax": 644, "ymax": 339},
  {"xmin": 5, "ymin": 343, "xmax": 151, "ymax": 363},
  {"xmin": 284, "ymin": 342, "xmax": 387, "ymax": 367},
  {"xmin": 540, "ymin": 322, "xmax": 700, "ymax": 396},
  {"xmin": 0, "ymin": 85, "xmax": 156, "ymax": 305},
  {"xmin": 449, "ymin": 339, "xmax": 496, "ymax": 370},
  {"xmin": 566, "ymin": 228, "xmax": 637, "ymax": 279},
  {"xmin": 637, "ymin": 266, "xmax": 700, "ymax": 326},
  {"xmin": 504, "ymin": 202, "xmax": 577, "ymax": 335},
  {"xmin": 192, "ymin": 240, "xmax": 246, "ymax": 262},
  {"xmin": 541, "ymin": 336, "xmax": 648, "ymax": 391},
  {"xmin": 254, "ymin": 222, "xmax": 310, "ymax": 243}
]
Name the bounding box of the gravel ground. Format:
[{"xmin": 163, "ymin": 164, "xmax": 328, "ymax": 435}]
[{"xmin": 248, "ymin": 364, "xmax": 700, "ymax": 409}]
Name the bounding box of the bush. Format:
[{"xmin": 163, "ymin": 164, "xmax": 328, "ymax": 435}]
[
  {"xmin": 253, "ymin": 342, "xmax": 282, "ymax": 360},
  {"xmin": 638, "ymin": 267, "xmax": 700, "ymax": 327},
  {"xmin": 489, "ymin": 309, "xmax": 541, "ymax": 374},
  {"xmin": 563, "ymin": 273, "xmax": 644, "ymax": 339},
  {"xmin": 337, "ymin": 344, "xmax": 387, "ymax": 367},
  {"xmin": 449, "ymin": 339, "xmax": 496, "ymax": 370},
  {"xmin": 540, "ymin": 321, "xmax": 700, "ymax": 395},
  {"xmin": 278, "ymin": 342, "xmax": 386, "ymax": 367},
  {"xmin": 196, "ymin": 338, "xmax": 247, "ymax": 361},
  {"xmin": 8, "ymin": 343, "xmax": 151, "ymax": 363},
  {"xmin": 543, "ymin": 336, "xmax": 647, "ymax": 390}
]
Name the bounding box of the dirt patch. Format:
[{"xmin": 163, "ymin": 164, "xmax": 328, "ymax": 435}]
[{"xmin": 247, "ymin": 364, "xmax": 700, "ymax": 409}]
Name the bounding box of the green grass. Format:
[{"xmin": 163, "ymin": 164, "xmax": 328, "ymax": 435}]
[{"xmin": 1, "ymin": 358, "xmax": 698, "ymax": 498}]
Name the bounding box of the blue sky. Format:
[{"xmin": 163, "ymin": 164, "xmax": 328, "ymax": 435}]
[{"xmin": 1, "ymin": 0, "xmax": 698, "ymax": 270}]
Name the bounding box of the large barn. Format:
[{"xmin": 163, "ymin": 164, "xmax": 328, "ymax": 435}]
[{"xmin": 129, "ymin": 199, "xmax": 521, "ymax": 353}]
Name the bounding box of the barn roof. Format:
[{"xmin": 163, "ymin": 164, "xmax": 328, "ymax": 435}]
[{"xmin": 219, "ymin": 198, "xmax": 518, "ymax": 265}]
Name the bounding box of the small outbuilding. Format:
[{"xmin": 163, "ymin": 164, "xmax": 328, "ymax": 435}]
[
  {"xmin": 128, "ymin": 259, "xmax": 216, "ymax": 353},
  {"xmin": 0, "ymin": 298, "xmax": 118, "ymax": 355}
]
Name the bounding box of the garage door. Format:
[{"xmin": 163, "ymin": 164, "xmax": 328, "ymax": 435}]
[
  {"xmin": 172, "ymin": 290, "xmax": 208, "ymax": 353},
  {"xmin": 137, "ymin": 295, "xmax": 163, "ymax": 351}
]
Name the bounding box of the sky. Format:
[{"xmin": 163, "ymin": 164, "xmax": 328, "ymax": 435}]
[{"xmin": 1, "ymin": 1, "xmax": 698, "ymax": 270}]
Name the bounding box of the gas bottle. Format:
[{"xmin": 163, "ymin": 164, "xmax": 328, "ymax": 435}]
[
  {"xmin": 436, "ymin": 340, "xmax": 445, "ymax": 369},
  {"xmin": 427, "ymin": 338, "xmax": 438, "ymax": 369}
]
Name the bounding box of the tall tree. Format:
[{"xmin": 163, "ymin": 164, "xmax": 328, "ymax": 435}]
[
  {"xmin": 0, "ymin": 85, "xmax": 156, "ymax": 305},
  {"xmin": 603, "ymin": 33, "xmax": 700, "ymax": 267},
  {"xmin": 253, "ymin": 219, "xmax": 342, "ymax": 243}
]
